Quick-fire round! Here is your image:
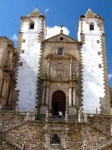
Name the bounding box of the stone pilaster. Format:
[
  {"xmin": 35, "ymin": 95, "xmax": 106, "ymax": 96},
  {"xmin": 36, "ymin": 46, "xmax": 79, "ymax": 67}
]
[{"xmin": 69, "ymin": 87, "xmax": 72, "ymax": 106}]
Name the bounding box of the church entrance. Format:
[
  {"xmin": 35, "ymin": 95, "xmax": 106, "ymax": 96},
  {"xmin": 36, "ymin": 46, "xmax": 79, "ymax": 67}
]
[{"xmin": 52, "ymin": 90, "xmax": 66, "ymax": 116}]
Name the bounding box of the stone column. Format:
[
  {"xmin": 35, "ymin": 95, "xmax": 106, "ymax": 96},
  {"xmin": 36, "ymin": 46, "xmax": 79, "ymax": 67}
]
[
  {"xmin": 73, "ymin": 87, "xmax": 76, "ymax": 106},
  {"xmin": 0, "ymin": 78, "xmax": 4, "ymax": 95},
  {"xmin": 70, "ymin": 59, "xmax": 73, "ymax": 79},
  {"xmin": 66, "ymin": 96, "xmax": 69, "ymax": 112},
  {"xmin": 111, "ymin": 108, "xmax": 112, "ymax": 114},
  {"xmin": 42, "ymin": 85, "xmax": 46, "ymax": 105},
  {"xmin": 69, "ymin": 87, "xmax": 72, "ymax": 106},
  {"xmin": 45, "ymin": 84, "xmax": 49, "ymax": 105},
  {"xmin": 2, "ymin": 79, "xmax": 6, "ymax": 97},
  {"xmin": 47, "ymin": 59, "xmax": 50, "ymax": 77},
  {"xmin": 111, "ymin": 124, "xmax": 112, "ymax": 137}
]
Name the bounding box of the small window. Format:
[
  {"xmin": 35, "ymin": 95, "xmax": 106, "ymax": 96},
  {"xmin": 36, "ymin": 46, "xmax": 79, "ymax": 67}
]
[
  {"xmin": 60, "ymin": 37, "xmax": 63, "ymax": 41},
  {"xmin": 97, "ymin": 40, "xmax": 99, "ymax": 43},
  {"xmin": 98, "ymin": 52, "xmax": 100, "ymax": 55},
  {"xmin": 21, "ymin": 50, "xmax": 24, "ymax": 53},
  {"xmin": 99, "ymin": 64, "xmax": 101, "ymax": 68},
  {"xmin": 29, "ymin": 21, "xmax": 34, "ymax": 29},
  {"xmin": 23, "ymin": 39, "xmax": 25, "ymax": 43},
  {"xmin": 90, "ymin": 23, "xmax": 94, "ymax": 30},
  {"xmin": 57, "ymin": 48, "xmax": 63, "ymax": 55},
  {"xmin": 20, "ymin": 62, "xmax": 23, "ymax": 66}
]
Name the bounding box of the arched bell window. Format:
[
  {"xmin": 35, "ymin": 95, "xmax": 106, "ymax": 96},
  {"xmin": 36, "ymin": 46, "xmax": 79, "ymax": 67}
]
[
  {"xmin": 29, "ymin": 21, "xmax": 34, "ymax": 29},
  {"xmin": 90, "ymin": 23, "xmax": 94, "ymax": 30}
]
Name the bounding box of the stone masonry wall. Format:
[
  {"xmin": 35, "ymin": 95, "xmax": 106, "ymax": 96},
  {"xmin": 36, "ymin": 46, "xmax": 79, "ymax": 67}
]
[{"xmin": 0, "ymin": 113, "xmax": 112, "ymax": 149}]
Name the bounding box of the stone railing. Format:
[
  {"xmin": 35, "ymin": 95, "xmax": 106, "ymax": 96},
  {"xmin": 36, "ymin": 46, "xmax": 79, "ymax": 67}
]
[
  {"xmin": 0, "ymin": 112, "xmax": 26, "ymax": 132},
  {"xmin": 3, "ymin": 121, "xmax": 27, "ymax": 134},
  {"xmin": 2, "ymin": 136, "xmax": 21, "ymax": 150},
  {"xmin": 91, "ymin": 138, "xmax": 112, "ymax": 150}
]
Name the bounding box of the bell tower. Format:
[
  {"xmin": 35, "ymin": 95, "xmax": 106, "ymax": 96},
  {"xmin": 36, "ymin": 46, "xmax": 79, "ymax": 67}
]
[
  {"xmin": 14, "ymin": 8, "xmax": 46, "ymax": 111},
  {"xmin": 78, "ymin": 9, "xmax": 110, "ymax": 114}
]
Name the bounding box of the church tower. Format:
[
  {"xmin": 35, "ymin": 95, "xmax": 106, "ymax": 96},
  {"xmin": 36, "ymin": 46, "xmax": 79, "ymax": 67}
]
[
  {"xmin": 14, "ymin": 8, "xmax": 46, "ymax": 111},
  {"xmin": 78, "ymin": 9, "xmax": 110, "ymax": 114}
]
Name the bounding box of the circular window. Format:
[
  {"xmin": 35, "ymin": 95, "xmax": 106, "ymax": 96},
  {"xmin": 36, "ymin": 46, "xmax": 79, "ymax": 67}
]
[{"xmin": 60, "ymin": 37, "xmax": 63, "ymax": 41}]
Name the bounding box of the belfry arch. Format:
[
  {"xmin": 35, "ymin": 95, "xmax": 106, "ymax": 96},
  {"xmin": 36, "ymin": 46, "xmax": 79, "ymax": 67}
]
[{"xmin": 52, "ymin": 90, "xmax": 66, "ymax": 115}]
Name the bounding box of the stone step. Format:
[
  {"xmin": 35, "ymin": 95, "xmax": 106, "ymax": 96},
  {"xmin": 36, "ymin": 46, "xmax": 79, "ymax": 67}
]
[
  {"xmin": 2, "ymin": 137, "xmax": 21, "ymax": 150},
  {"xmin": 93, "ymin": 138, "xmax": 112, "ymax": 150}
]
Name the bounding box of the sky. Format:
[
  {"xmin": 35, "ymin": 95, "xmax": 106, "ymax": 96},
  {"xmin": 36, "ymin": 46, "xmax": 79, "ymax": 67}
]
[{"xmin": 0, "ymin": 0, "xmax": 112, "ymax": 87}]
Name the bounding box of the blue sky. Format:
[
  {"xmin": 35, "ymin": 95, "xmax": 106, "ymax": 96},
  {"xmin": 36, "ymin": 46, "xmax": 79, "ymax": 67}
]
[{"xmin": 0, "ymin": 0, "xmax": 112, "ymax": 87}]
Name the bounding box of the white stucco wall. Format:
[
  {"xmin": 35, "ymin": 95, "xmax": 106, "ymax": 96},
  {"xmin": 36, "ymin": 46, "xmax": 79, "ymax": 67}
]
[
  {"xmin": 78, "ymin": 18, "xmax": 105, "ymax": 114},
  {"xmin": 16, "ymin": 18, "xmax": 42, "ymax": 111}
]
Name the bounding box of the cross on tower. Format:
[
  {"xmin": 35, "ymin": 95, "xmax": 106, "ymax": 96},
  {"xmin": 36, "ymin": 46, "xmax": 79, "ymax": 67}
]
[{"xmin": 59, "ymin": 25, "xmax": 64, "ymax": 33}]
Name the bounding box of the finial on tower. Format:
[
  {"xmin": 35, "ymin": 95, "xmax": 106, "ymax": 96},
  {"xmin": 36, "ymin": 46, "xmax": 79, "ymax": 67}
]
[{"xmin": 60, "ymin": 25, "xmax": 64, "ymax": 33}]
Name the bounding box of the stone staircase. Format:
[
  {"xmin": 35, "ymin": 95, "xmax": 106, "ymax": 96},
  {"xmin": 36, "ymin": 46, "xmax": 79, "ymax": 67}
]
[
  {"xmin": 93, "ymin": 138, "xmax": 112, "ymax": 150},
  {"xmin": 0, "ymin": 113, "xmax": 27, "ymax": 150},
  {"xmin": 41, "ymin": 115, "xmax": 78, "ymax": 123},
  {"xmin": 0, "ymin": 138, "xmax": 21, "ymax": 150},
  {"xmin": 2, "ymin": 137, "xmax": 21, "ymax": 150}
]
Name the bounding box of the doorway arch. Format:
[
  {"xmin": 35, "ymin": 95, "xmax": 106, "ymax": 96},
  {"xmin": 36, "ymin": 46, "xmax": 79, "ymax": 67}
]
[{"xmin": 52, "ymin": 90, "xmax": 66, "ymax": 116}]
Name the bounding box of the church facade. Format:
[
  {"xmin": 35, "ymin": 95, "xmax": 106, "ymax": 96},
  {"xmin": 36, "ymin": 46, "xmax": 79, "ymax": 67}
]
[
  {"xmin": 13, "ymin": 8, "xmax": 110, "ymax": 116},
  {"xmin": 0, "ymin": 8, "xmax": 112, "ymax": 150}
]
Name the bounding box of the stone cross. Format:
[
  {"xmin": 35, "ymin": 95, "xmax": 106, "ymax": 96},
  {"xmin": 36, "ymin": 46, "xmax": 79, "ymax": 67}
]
[
  {"xmin": 96, "ymin": 108, "xmax": 98, "ymax": 115},
  {"xmin": 59, "ymin": 25, "xmax": 64, "ymax": 33},
  {"xmin": 78, "ymin": 107, "xmax": 83, "ymax": 122},
  {"xmin": 25, "ymin": 111, "xmax": 30, "ymax": 121},
  {"xmin": 65, "ymin": 111, "xmax": 69, "ymax": 122},
  {"xmin": 45, "ymin": 111, "xmax": 49, "ymax": 122},
  {"xmin": 32, "ymin": 108, "xmax": 37, "ymax": 120},
  {"xmin": 16, "ymin": 104, "xmax": 19, "ymax": 113},
  {"xmin": 84, "ymin": 113, "xmax": 87, "ymax": 123},
  {"xmin": 78, "ymin": 110, "xmax": 81, "ymax": 123}
]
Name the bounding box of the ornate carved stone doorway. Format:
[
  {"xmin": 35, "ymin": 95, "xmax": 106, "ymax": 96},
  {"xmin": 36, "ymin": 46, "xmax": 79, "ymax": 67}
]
[{"xmin": 52, "ymin": 90, "xmax": 66, "ymax": 115}]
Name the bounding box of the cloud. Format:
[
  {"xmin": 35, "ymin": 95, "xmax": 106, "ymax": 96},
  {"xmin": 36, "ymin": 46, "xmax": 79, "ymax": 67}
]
[
  {"xmin": 44, "ymin": 8, "xmax": 49, "ymax": 14},
  {"xmin": 108, "ymin": 74, "xmax": 112, "ymax": 79},
  {"xmin": 46, "ymin": 26, "xmax": 70, "ymax": 39},
  {"xmin": 12, "ymin": 34, "xmax": 18, "ymax": 41}
]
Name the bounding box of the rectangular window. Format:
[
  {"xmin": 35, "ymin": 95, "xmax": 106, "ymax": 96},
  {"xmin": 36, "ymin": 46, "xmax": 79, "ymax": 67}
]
[
  {"xmin": 22, "ymin": 50, "xmax": 24, "ymax": 53},
  {"xmin": 98, "ymin": 52, "xmax": 100, "ymax": 55},
  {"xmin": 99, "ymin": 64, "xmax": 101, "ymax": 68},
  {"xmin": 20, "ymin": 62, "xmax": 23, "ymax": 66},
  {"xmin": 97, "ymin": 40, "xmax": 99, "ymax": 43},
  {"xmin": 30, "ymin": 24, "xmax": 34, "ymax": 29},
  {"xmin": 57, "ymin": 48, "xmax": 63, "ymax": 55}
]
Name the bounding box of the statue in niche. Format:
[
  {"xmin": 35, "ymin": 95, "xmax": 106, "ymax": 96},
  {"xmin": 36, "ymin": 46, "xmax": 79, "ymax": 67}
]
[
  {"xmin": 43, "ymin": 72, "xmax": 47, "ymax": 78},
  {"xmin": 72, "ymin": 73, "xmax": 75, "ymax": 79},
  {"xmin": 51, "ymin": 134, "xmax": 61, "ymax": 144},
  {"xmin": 58, "ymin": 74, "xmax": 62, "ymax": 81}
]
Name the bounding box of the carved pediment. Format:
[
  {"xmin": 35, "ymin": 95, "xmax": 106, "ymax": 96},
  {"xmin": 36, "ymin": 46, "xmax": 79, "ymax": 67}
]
[
  {"xmin": 46, "ymin": 52, "xmax": 76, "ymax": 60},
  {"xmin": 44, "ymin": 33, "xmax": 80, "ymax": 44}
]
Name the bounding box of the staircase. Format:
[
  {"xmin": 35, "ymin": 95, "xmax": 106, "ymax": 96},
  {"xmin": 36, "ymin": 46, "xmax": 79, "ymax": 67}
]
[
  {"xmin": 91, "ymin": 138, "xmax": 112, "ymax": 150},
  {"xmin": 1, "ymin": 137, "xmax": 21, "ymax": 150}
]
